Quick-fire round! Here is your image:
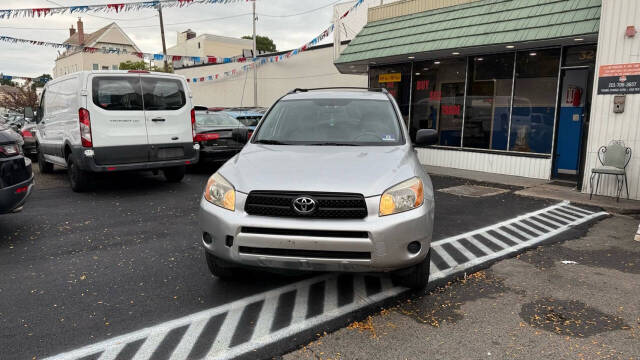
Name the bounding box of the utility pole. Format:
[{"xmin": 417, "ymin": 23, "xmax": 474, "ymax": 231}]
[
  {"xmin": 252, "ymin": 0, "xmax": 258, "ymax": 106},
  {"xmin": 158, "ymin": 3, "xmax": 169, "ymax": 72}
]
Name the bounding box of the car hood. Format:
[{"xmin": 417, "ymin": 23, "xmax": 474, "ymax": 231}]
[{"xmin": 219, "ymin": 144, "xmax": 424, "ymax": 197}]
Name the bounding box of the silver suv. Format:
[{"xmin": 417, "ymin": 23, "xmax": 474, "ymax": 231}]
[{"xmin": 199, "ymin": 88, "xmax": 438, "ymax": 288}]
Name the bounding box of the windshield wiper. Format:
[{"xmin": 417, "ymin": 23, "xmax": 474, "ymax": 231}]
[
  {"xmin": 306, "ymin": 142, "xmax": 361, "ymax": 146},
  {"xmin": 254, "ymin": 139, "xmax": 290, "ymax": 145}
]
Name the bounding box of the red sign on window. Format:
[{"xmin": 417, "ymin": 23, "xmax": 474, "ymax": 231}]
[
  {"xmin": 416, "ymin": 80, "xmax": 430, "ymax": 91},
  {"xmin": 441, "ymin": 105, "xmax": 461, "ymax": 116},
  {"xmin": 429, "ymin": 91, "xmax": 442, "ymax": 101}
]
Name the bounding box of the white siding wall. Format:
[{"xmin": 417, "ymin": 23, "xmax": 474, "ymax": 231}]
[
  {"xmin": 417, "ymin": 148, "xmax": 552, "ymax": 179},
  {"xmin": 581, "ymin": 0, "xmax": 640, "ymax": 200},
  {"xmin": 176, "ymin": 45, "xmax": 367, "ymax": 107}
]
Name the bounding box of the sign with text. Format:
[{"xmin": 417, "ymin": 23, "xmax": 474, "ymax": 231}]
[
  {"xmin": 598, "ymin": 63, "xmax": 640, "ymax": 94},
  {"xmin": 379, "ymin": 73, "xmax": 401, "ymax": 83}
]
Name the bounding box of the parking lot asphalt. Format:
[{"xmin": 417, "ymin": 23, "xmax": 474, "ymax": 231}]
[{"xmin": 0, "ymin": 165, "xmax": 573, "ymax": 360}]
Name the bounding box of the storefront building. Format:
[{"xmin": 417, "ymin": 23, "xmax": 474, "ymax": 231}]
[{"xmin": 337, "ymin": 0, "xmax": 640, "ymax": 200}]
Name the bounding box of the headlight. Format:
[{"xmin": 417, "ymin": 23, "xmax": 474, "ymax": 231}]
[
  {"xmin": 204, "ymin": 172, "xmax": 236, "ymax": 211},
  {"xmin": 379, "ymin": 177, "xmax": 424, "ymax": 216}
]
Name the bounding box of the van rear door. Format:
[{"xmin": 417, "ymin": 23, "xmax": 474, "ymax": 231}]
[
  {"xmin": 141, "ymin": 76, "xmax": 195, "ymax": 162},
  {"xmin": 88, "ymin": 75, "xmax": 149, "ymax": 165}
]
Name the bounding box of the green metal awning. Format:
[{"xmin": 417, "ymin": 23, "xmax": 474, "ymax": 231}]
[{"xmin": 336, "ymin": 0, "xmax": 601, "ymax": 72}]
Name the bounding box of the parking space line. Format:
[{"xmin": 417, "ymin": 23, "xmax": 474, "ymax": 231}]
[{"xmin": 43, "ymin": 202, "xmax": 607, "ymax": 360}]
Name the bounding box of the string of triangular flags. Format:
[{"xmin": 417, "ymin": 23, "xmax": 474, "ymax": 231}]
[
  {"xmin": 188, "ymin": 0, "xmax": 364, "ymax": 84},
  {"xmin": 0, "ymin": 0, "xmax": 247, "ymax": 19},
  {"xmin": 0, "ymin": 35, "xmax": 255, "ymax": 65}
]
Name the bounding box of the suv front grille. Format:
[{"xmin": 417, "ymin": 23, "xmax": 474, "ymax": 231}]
[{"xmin": 245, "ymin": 191, "xmax": 368, "ymax": 219}]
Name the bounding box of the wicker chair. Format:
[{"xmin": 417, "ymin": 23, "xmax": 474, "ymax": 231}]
[{"xmin": 589, "ymin": 141, "xmax": 632, "ymax": 202}]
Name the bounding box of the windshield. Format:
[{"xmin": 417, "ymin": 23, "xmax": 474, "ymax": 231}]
[
  {"xmin": 253, "ymin": 98, "xmax": 403, "ymax": 146},
  {"xmin": 196, "ymin": 113, "xmax": 242, "ymax": 127}
]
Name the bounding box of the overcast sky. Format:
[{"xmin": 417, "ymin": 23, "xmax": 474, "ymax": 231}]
[{"xmin": 0, "ymin": 0, "xmax": 359, "ymax": 77}]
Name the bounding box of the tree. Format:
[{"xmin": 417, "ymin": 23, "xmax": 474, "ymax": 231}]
[
  {"xmin": 119, "ymin": 60, "xmax": 173, "ymax": 73},
  {"xmin": 0, "ymin": 83, "xmax": 38, "ymax": 112},
  {"xmin": 119, "ymin": 60, "xmax": 149, "ymax": 70},
  {"xmin": 241, "ymin": 35, "xmax": 276, "ymax": 53},
  {"xmin": 31, "ymin": 74, "xmax": 52, "ymax": 89}
]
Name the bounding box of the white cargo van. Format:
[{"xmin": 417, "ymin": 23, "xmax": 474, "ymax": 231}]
[{"xmin": 35, "ymin": 71, "xmax": 199, "ymax": 192}]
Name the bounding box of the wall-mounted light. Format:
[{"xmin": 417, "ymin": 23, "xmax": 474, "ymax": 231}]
[
  {"xmin": 529, "ymin": 52, "xmax": 537, "ymax": 56},
  {"xmin": 434, "ymin": 60, "xmax": 441, "ymax": 65},
  {"xmin": 408, "ymin": 56, "xmax": 415, "ymax": 59},
  {"xmin": 452, "ymin": 52, "xmax": 460, "ymax": 55},
  {"xmin": 415, "ymin": 72, "xmax": 421, "ymax": 76},
  {"xmin": 506, "ymin": 45, "xmax": 515, "ymax": 49},
  {"xmin": 574, "ymin": 38, "xmax": 584, "ymax": 41},
  {"xmin": 475, "ymin": 57, "xmax": 484, "ymax": 61}
]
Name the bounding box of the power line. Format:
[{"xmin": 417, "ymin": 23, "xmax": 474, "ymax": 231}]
[{"xmin": 0, "ymin": 0, "xmax": 341, "ymax": 31}]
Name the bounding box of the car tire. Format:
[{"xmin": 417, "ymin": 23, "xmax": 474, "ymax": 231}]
[
  {"xmin": 163, "ymin": 166, "xmax": 186, "ymax": 183},
  {"xmin": 205, "ymin": 251, "xmax": 237, "ymax": 280},
  {"xmin": 393, "ymin": 249, "xmax": 431, "ymax": 289},
  {"xmin": 67, "ymin": 156, "xmax": 91, "ymax": 193},
  {"xmin": 38, "ymin": 147, "xmax": 53, "ymax": 173}
]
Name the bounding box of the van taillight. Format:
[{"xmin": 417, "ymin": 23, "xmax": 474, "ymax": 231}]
[
  {"xmin": 191, "ymin": 108, "xmax": 196, "ymax": 141},
  {"xmin": 79, "ymin": 108, "xmax": 92, "ymax": 147}
]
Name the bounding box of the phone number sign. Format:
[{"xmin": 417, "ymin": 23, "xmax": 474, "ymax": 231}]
[{"xmin": 598, "ymin": 63, "xmax": 640, "ymax": 94}]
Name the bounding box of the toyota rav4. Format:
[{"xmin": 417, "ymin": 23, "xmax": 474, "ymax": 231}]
[{"xmin": 199, "ymin": 88, "xmax": 438, "ymax": 288}]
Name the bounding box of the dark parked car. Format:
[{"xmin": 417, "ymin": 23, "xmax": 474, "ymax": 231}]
[
  {"xmin": 222, "ymin": 108, "xmax": 265, "ymax": 130},
  {"xmin": 194, "ymin": 109, "xmax": 251, "ymax": 163},
  {"xmin": 19, "ymin": 122, "xmax": 38, "ymax": 158},
  {"xmin": 0, "ymin": 122, "xmax": 33, "ymax": 214}
]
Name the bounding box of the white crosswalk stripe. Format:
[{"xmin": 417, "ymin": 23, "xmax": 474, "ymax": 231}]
[{"xmin": 43, "ymin": 201, "xmax": 607, "ymax": 360}]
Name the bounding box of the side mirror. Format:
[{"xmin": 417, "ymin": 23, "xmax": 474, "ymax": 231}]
[
  {"xmin": 415, "ymin": 129, "xmax": 438, "ymax": 146},
  {"xmin": 24, "ymin": 107, "xmax": 34, "ymax": 119},
  {"xmin": 232, "ymin": 127, "xmax": 250, "ymax": 144}
]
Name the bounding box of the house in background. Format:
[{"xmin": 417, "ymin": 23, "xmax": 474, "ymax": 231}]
[
  {"xmin": 166, "ymin": 29, "xmax": 254, "ymax": 68},
  {"xmin": 53, "ymin": 18, "xmax": 142, "ymax": 78}
]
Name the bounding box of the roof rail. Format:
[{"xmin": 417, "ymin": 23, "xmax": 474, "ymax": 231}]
[{"xmin": 287, "ymin": 87, "xmax": 388, "ymax": 94}]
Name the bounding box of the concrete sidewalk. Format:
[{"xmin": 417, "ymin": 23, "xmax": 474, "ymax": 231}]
[
  {"xmin": 283, "ymin": 216, "xmax": 640, "ymax": 360},
  {"xmin": 424, "ymin": 165, "xmax": 640, "ymax": 214}
]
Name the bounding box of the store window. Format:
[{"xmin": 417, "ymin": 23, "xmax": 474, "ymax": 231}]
[
  {"xmin": 369, "ymin": 64, "xmax": 412, "ymax": 124},
  {"xmin": 563, "ymin": 45, "xmax": 597, "ymax": 67},
  {"xmin": 509, "ymin": 48, "xmax": 560, "ymax": 153},
  {"xmin": 410, "ymin": 58, "xmax": 466, "ymax": 145},
  {"xmin": 93, "ymin": 64, "xmax": 99, "ymax": 70},
  {"xmin": 463, "ymin": 53, "xmax": 515, "ymax": 150}
]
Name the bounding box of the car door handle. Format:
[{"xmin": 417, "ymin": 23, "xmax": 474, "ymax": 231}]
[{"xmin": 151, "ymin": 118, "xmax": 166, "ymax": 122}]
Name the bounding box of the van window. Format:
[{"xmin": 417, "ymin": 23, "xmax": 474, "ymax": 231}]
[
  {"xmin": 141, "ymin": 78, "xmax": 186, "ymax": 111},
  {"xmin": 92, "ymin": 77, "xmax": 143, "ymax": 111}
]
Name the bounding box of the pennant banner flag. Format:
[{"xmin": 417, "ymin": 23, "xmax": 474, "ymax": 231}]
[
  {"xmin": 189, "ymin": 0, "xmax": 364, "ymax": 85},
  {"xmin": 0, "ymin": 35, "xmax": 250, "ymax": 65},
  {"xmin": 0, "ymin": 0, "xmax": 246, "ymax": 19}
]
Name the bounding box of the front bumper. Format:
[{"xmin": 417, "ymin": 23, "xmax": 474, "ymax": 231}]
[
  {"xmin": 0, "ymin": 174, "xmax": 34, "ymax": 214},
  {"xmin": 199, "ymin": 193, "xmax": 434, "ymax": 272}
]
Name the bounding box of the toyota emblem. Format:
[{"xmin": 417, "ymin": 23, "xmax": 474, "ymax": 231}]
[{"xmin": 292, "ymin": 196, "xmax": 317, "ymax": 215}]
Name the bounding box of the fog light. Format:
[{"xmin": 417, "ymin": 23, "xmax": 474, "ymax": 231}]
[
  {"xmin": 407, "ymin": 241, "xmax": 421, "ymax": 254},
  {"xmin": 203, "ymin": 232, "xmax": 213, "ymax": 245}
]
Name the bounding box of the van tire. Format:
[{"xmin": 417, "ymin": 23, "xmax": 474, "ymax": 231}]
[
  {"xmin": 67, "ymin": 156, "xmax": 91, "ymax": 192},
  {"xmin": 392, "ymin": 249, "xmax": 431, "ymax": 290},
  {"xmin": 205, "ymin": 252, "xmax": 237, "ymax": 280},
  {"xmin": 163, "ymin": 166, "xmax": 186, "ymax": 183},
  {"xmin": 38, "ymin": 148, "xmax": 53, "ymax": 173}
]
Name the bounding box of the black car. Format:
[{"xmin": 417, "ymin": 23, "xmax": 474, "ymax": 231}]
[
  {"xmin": 0, "ymin": 122, "xmax": 33, "ymax": 214},
  {"xmin": 194, "ymin": 109, "xmax": 251, "ymax": 163}
]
